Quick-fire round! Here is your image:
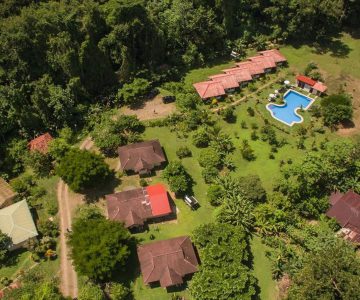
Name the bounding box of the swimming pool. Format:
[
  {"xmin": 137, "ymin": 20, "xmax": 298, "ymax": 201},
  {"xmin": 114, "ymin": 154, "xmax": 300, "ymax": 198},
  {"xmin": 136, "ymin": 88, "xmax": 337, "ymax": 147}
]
[{"xmin": 266, "ymin": 90, "xmax": 314, "ymax": 126}]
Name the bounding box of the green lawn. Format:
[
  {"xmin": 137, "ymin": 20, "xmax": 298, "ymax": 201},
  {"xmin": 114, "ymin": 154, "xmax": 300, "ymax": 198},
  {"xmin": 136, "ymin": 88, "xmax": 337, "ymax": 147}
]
[
  {"xmin": 251, "ymin": 236, "xmax": 277, "ymax": 300},
  {"xmin": 281, "ymin": 32, "xmax": 360, "ymax": 91}
]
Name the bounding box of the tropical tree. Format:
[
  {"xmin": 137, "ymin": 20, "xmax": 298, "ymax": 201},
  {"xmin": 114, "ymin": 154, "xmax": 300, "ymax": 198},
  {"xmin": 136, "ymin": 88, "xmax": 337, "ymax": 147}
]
[
  {"xmin": 68, "ymin": 216, "xmax": 131, "ymax": 281},
  {"xmin": 216, "ymin": 194, "xmax": 255, "ymax": 232},
  {"xmin": 56, "ymin": 149, "xmax": 112, "ymax": 192},
  {"xmin": 162, "ymin": 161, "xmax": 192, "ymax": 196},
  {"xmin": 0, "ymin": 231, "xmax": 12, "ymax": 266}
]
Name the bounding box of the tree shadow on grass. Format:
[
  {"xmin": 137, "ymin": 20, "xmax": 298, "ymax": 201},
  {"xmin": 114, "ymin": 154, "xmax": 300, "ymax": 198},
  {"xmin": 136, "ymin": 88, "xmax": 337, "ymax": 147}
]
[
  {"xmin": 3, "ymin": 248, "xmax": 28, "ymax": 267},
  {"xmin": 83, "ymin": 174, "xmax": 121, "ymax": 203},
  {"xmin": 110, "ymin": 237, "xmax": 140, "ymax": 297},
  {"xmin": 288, "ymin": 35, "xmax": 352, "ymax": 58}
]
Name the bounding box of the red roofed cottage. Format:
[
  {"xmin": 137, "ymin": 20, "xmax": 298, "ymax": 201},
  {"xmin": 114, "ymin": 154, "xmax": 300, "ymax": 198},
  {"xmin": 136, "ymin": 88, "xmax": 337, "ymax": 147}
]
[
  {"xmin": 106, "ymin": 183, "xmax": 172, "ymax": 229},
  {"xmin": 326, "ymin": 190, "xmax": 360, "ymax": 243},
  {"xmin": 296, "ymin": 75, "xmax": 327, "ymax": 96},
  {"xmin": 193, "ymin": 81, "xmax": 226, "ymax": 100},
  {"xmin": 28, "ymin": 133, "xmax": 53, "ymax": 153},
  {"xmin": 137, "ymin": 236, "xmax": 199, "ymax": 288}
]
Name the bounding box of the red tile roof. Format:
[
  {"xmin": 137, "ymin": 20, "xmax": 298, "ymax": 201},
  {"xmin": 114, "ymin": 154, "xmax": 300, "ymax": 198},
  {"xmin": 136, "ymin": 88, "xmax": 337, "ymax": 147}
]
[
  {"xmin": 326, "ymin": 190, "xmax": 360, "ymax": 243},
  {"xmin": 208, "ymin": 74, "xmax": 239, "ymax": 89},
  {"xmin": 248, "ymin": 55, "xmax": 277, "ymax": 69},
  {"xmin": 259, "ymin": 49, "xmax": 287, "ymax": 63},
  {"xmin": 137, "ymin": 236, "xmax": 199, "ymax": 287},
  {"xmin": 235, "ymin": 61, "xmax": 265, "ymax": 75},
  {"xmin": 118, "ymin": 140, "xmax": 166, "ymax": 173},
  {"xmin": 313, "ymin": 81, "xmax": 327, "ymax": 93},
  {"xmin": 146, "ymin": 183, "xmax": 171, "ymax": 217},
  {"xmin": 106, "ymin": 184, "xmax": 171, "ymax": 228},
  {"xmin": 296, "ymin": 75, "xmax": 316, "ymax": 86},
  {"xmin": 28, "ymin": 133, "xmax": 53, "ymax": 153},
  {"xmin": 193, "ymin": 81, "xmax": 226, "ymax": 99},
  {"xmin": 224, "ymin": 68, "xmax": 253, "ymax": 82}
]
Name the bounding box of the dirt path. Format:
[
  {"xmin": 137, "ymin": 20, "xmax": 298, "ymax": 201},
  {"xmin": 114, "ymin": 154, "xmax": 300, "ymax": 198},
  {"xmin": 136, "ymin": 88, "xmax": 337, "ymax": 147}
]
[
  {"xmin": 212, "ymin": 77, "xmax": 281, "ymax": 113},
  {"xmin": 121, "ymin": 95, "xmax": 176, "ymax": 121},
  {"xmin": 58, "ymin": 137, "xmax": 93, "ymax": 298}
]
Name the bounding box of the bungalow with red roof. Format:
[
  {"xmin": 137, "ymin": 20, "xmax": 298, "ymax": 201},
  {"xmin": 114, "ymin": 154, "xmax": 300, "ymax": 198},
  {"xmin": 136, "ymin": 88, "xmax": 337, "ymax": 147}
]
[
  {"xmin": 28, "ymin": 133, "xmax": 53, "ymax": 153},
  {"xmin": 192, "ymin": 81, "xmax": 226, "ymax": 100},
  {"xmin": 326, "ymin": 190, "xmax": 360, "ymax": 243},
  {"xmin": 118, "ymin": 140, "xmax": 166, "ymax": 175},
  {"xmin": 296, "ymin": 75, "xmax": 327, "ymax": 96},
  {"xmin": 106, "ymin": 183, "xmax": 172, "ymax": 230},
  {"xmin": 259, "ymin": 49, "xmax": 287, "ymax": 65},
  {"xmin": 235, "ymin": 61, "xmax": 265, "ymax": 78},
  {"xmin": 222, "ymin": 68, "xmax": 253, "ymax": 86},
  {"xmin": 248, "ymin": 55, "xmax": 277, "ymax": 73},
  {"xmin": 137, "ymin": 236, "xmax": 199, "ymax": 288},
  {"xmin": 208, "ymin": 74, "xmax": 239, "ymax": 92}
]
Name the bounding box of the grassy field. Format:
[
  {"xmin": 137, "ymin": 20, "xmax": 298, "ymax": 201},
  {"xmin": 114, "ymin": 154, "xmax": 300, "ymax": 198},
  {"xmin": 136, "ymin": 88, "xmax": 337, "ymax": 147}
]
[{"xmin": 251, "ymin": 236, "xmax": 278, "ymax": 300}]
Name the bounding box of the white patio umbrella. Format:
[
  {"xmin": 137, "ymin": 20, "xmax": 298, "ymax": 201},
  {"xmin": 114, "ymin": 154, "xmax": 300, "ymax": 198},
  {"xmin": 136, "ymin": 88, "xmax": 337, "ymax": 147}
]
[
  {"xmin": 269, "ymin": 93, "xmax": 276, "ymax": 99},
  {"xmin": 274, "ymin": 90, "xmax": 279, "ymax": 94},
  {"xmin": 284, "ymin": 80, "xmax": 290, "ymax": 85}
]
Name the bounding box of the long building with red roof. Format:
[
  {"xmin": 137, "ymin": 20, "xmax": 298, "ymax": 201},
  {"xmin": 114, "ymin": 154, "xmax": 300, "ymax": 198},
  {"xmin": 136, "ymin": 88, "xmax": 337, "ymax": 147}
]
[
  {"xmin": 193, "ymin": 81, "xmax": 226, "ymax": 100},
  {"xmin": 105, "ymin": 183, "xmax": 172, "ymax": 229},
  {"xmin": 296, "ymin": 75, "xmax": 327, "ymax": 95},
  {"xmin": 193, "ymin": 49, "xmax": 287, "ymax": 100}
]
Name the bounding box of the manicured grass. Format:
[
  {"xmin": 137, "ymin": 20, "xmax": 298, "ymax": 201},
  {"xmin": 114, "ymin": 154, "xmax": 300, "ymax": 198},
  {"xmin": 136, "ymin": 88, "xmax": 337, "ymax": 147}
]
[
  {"xmin": 251, "ymin": 236, "xmax": 278, "ymax": 300},
  {"xmin": 281, "ymin": 33, "xmax": 360, "ymax": 91}
]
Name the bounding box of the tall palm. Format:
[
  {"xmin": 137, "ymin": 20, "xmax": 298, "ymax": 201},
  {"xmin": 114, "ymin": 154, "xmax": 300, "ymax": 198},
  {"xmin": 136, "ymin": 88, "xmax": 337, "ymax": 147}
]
[{"xmin": 216, "ymin": 193, "xmax": 255, "ymax": 233}]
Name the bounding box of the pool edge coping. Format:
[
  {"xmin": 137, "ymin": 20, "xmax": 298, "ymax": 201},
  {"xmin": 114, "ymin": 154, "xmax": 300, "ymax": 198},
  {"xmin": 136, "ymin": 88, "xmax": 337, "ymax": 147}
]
[{"xmin": 266, "ymin": 89, "xmax": 316, "ymax": 127}]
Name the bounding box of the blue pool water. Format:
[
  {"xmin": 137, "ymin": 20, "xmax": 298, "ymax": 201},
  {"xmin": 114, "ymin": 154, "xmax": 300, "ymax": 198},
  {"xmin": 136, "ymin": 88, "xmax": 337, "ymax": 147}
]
[{"xmin": 267, "ymin": 90, "xmax": 313, "ymax": 126}]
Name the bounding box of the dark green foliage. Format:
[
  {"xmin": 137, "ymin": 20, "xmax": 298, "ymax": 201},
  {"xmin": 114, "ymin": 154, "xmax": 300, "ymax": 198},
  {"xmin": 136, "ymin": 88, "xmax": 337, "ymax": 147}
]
[
  {"xmin": 192, "ymin": 126, "xmax": 212, "ymax": 148},
  {"xmin": 176, "ymin": 146, "xmax": 192, "ymax": 159},
  {"xmin": 92, "ymin": 114, "xmax": 143, "ymax": 156},
  {"xmin": 250, "ymin": 130, "xmax": 258, "ymax": 141},
  {"xmin": 69, "ymin": 216, "xmax": 131, "ymax": 281},
  {"xmin": 238, "ymin": 174, "xmax": 266, "ymax": 203},
  {"xmin": 117, "ymin": 78, "xmax": 152, "ymax": 107},
  {"xmin": 106, "ymin": 282, "xmax": 130, "ymax": 300},
  {"xmin": 207, "ymin": 184, "xmax": 224, "ymax": 206},
  {"xmin": 240, "ymin": 139, "xmax": 255, "ymax": 161},
  {"xmin": 26, "ymin": 151, "xmax": 53, "ymax": 178},
  {"xmin": 162, "ymin": 161, "xmax": 192, "ymax": 196},
  {"xmin": 11, "ymin": 174, "xmax": 36, "ymax": 198},
  {"xmin": 198, "ymin": 147, "xmax": 221, "ymax": 169},
  {"xmin": 175, "ymin": 93, "xmax": 199, "ymax": 112},
  {"xmin": 261, "ymin": 125, "xmax": 278, "ymax": 146},
  {"xmin": 189, "ymin": 223, "xmax": 257, "ymax": 300},
  {"xmin": 201, "ymin": 166, "xmax": 219, "ymax": 184},
  {"xmin": 216, "ymin": 194, "xmax": 255, "ymax": 233},
  {"xmin": 221, "ymin": 107, "xmax": 236, "ymax": 123},
  {"xmin": 321, "ymin": 94, "xmax": 353, "ymax": 126},
  {"xmin": 288, "ymin": 237, "xmax": 360, "ymax": 300},
  {"xmin": 38, "ymin": 220, "xmax": 59, "ymax": 238},
  {"xmin": 78, "ymin": 282, "xmax": 105, "ymax": 300},
  {"xmin": 0, "ymin": 231, "xmax": 12, "ymax": 266},
  {"xmin": 3, "ymin": 267, "xmax": 64, "ymax": 299},
  {"xmin": 56, "ymin": 149, "xmax": 112, "ymax": 192},
  {"xmin": 278, "ymin": 139, "xmax": 360, "ymax": 217}
]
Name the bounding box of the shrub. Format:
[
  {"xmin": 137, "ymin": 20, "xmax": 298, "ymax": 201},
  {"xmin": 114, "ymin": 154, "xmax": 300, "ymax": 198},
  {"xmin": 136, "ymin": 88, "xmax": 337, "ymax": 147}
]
[
  {"xmin": 56, "ymin": 149, "xmax": 112, "ymax": 192},
  {"xmin": 139, "ymin": 178, "xmax": 147, "ymax": 187},
  {"xmin": 162, "ymin": 161, "xmax": 192, "ymax": 196},
  {"xmin": 198, "ymin": 148, "xmax": 221, "ymax": 169},
  {"xmin": 192, "ymin": 126, "xmax": 211, "ymax": 148},
  {"xmin": 240, "ymin": 140, "xmax": 255, "ymax": 161},
  {"xmin": 38, "ymin": 220, "xmax": 59, "ymax": 238},
  {"xmin": 176, "ymin": 146, "xmax": 192, "ymax": 159},
  {"xmin": 251, "ymin": 122, "xmax": 258, "ymax": 129},
  {"xmin": 207, "ymin": 185, "xmax": 224, "ymax": 206},
  {"xmin": 269, "ymin": 153, "xmax": 275, "ymax": 159},
  {"xmin": 221, "ymin": 107, "xmax": 236, "ymax": 123},
  {"xmin": 250, "ymin": 130, "xmax": 258, "ymax": 141},
  {"xmin": 321, "ymin": 94, "xmax": 353, "ymax": 126},
  {"xmin": 202, "ymin": 166, "xmax": 219, "ymax": 184},
  {"xmin": 241, "ymin": 121, "xmax": 247, "ymax": 129}
]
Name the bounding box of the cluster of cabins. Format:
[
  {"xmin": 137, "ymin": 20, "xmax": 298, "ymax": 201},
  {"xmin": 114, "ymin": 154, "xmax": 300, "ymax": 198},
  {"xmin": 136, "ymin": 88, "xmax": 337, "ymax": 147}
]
[
  {"xmin": 2, "ymin": 132, "xmax": 359, "ymax": 290},
  {"xmin": 108, "ymin": 139, "xmax": 200, "ymax": 288},
  {"xmin": 193, "ymin": 49, "xmax": 287, "ymax": 100}
]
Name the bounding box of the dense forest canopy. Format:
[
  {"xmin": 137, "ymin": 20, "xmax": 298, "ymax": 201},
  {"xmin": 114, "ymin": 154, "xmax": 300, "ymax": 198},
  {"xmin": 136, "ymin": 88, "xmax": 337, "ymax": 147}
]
[{"xmin": 0, "ymin": 0, "xmax": 359, "ymax": 176}]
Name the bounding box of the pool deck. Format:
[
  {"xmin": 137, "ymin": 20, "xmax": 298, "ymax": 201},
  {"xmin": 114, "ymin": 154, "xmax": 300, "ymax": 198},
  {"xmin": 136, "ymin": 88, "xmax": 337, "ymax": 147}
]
[{"xmin": 266, "ymin": 89, "xmax": 316, "ymax": 126}]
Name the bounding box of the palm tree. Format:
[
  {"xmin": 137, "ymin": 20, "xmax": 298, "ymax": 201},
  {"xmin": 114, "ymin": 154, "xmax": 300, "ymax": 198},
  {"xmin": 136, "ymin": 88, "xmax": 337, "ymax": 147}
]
[{"xmin": 216, "ymin": 194, "xmax": 255, "ymax": 233}]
